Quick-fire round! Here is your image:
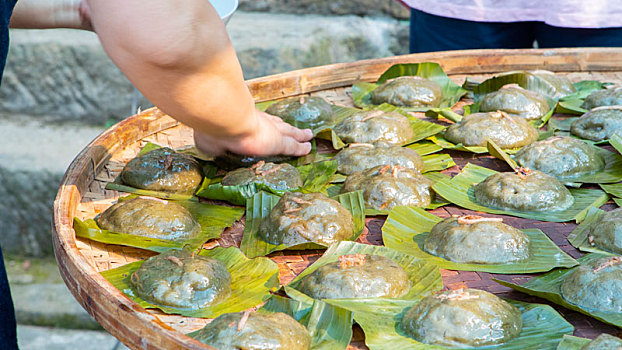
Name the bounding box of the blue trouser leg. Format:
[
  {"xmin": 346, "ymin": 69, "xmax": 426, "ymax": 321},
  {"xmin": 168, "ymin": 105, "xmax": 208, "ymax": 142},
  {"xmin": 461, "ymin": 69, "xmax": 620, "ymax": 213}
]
[
  {"xmin": 409, "ymin": 9, "xmax": 536, "ymax": 53},
  {"xmin": 0, "ymin": 246, "xmax": 18, "ymax": 350}
]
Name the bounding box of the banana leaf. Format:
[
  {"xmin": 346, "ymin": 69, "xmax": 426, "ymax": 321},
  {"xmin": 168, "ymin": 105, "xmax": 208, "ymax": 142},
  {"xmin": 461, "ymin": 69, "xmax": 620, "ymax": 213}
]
[
  {"xmin": 548, "ymin": 118, "xmax": 574, "ymax": 132},
  {"xmin": 470, "ymin": 74, "xmax": 557, "ymax": 128},
  {"xmin": 316, "ymin": 104, "xmax": 446, "ymax": 150},
  {"xmin": 258, "ymin": 295, "xmax": 354, "ymax": 350},
  {"xmin": 611, "ymin": 131, "xmax": 622, "ymax": 153},
  {"xmin": 567, "ymin": 206, "xmax": 617, "ymax": 256},
  {"xmin": 100, "ymin": 247, "xmax": 279, "ymax": 318},
  {"xmin": 424, "ymin": 107, "xmax": 463, "ymax": 123},
  {"xmin": 488, "ymin": 139, "xmax": 622, "ymax": 184},
  {"xmin": 432, "ymin": 163, "xmax": 609, "ymax": 222},
  {"xmin": 196, "ymin": 160, "xmax": 338, "ymax": 206},
  {"xmin": 487, "ymin": 140, "xmax": 518, "ymax": 170},
  {"xmin": 495, "ymin": 253, "xmax": 622, "ymax": 328},
  {"xmin": 382, "ymin": 206, "xmax": 577, "ymax": 273},
  {"xmin": 336, "ymin": 297, "xmax": 573, "ymax": 350},
  {"xmin": 556, "ymin": 335, "xmax": 591, "ymax": 350},
  {"xmin": 600, "ymin": 184, "xmax": 622, "ymax": 198},
  {"xmin": 351, "ymin": 63, "xmax": 467, "ymax": 112},
  {"xmin": 426, "ymin": 134, "xmax": 524, "ymax": 154},
  {"xmin": 285, "ymin": 241, "xmax": 443, "ymax": 307},
  {"xmin": 73, "ymin": 198, "xmax": 243, "ymax": 252},
  {"xmin": 615, "ymin": 197, "xmax": 622, "ymax": 207},
  {"xmin": 240, "ymin": 190, "xmax": 366, "ymax": 258},
  {"xmin": 406, "ymin": 141, "xmax": 444, "ymax": 155}
]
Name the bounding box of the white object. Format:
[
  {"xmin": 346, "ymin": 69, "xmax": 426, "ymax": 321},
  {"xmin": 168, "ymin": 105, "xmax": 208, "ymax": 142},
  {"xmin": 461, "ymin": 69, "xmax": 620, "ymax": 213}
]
[
  {"xmin": 401, "ymin": 0, "xmax": 622, "ymax": 28},
  {"xmin": 210, "ymin": 0, "xmax": 238, "ymax": 24}
]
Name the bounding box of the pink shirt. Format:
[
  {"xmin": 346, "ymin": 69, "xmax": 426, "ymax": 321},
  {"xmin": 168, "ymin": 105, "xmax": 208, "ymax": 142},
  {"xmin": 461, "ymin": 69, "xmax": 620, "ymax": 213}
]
[{"xmin": 400, "ymin": 0, "xmax": 622, "ymax": 28}]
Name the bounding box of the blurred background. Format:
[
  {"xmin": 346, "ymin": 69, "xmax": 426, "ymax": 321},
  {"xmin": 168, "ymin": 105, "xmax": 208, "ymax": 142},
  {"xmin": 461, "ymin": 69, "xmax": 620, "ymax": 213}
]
[{"xmin": 0, "ymin": 1, "xmax": 409, "ymax": 348}]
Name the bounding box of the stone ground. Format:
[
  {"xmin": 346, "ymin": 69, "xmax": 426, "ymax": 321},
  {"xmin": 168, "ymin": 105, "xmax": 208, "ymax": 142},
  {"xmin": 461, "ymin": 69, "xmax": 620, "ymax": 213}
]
[{"xmin": 6, "ymin": 257, "xmax": 129, "ymax": 349}]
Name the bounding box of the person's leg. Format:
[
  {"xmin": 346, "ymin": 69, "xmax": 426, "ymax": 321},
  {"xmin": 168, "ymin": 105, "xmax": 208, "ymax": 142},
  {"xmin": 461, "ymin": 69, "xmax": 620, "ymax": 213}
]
[
  {"xmin": 0, "ymin": 246, "xmax": 18, "ymax": 350},
  {"xmin": 409, "ymin": 9, "xmax": 536, "ymax": 53},
  {"xmin": 536, "ymin": 23, "xmax": 622, "ymax": 48}
]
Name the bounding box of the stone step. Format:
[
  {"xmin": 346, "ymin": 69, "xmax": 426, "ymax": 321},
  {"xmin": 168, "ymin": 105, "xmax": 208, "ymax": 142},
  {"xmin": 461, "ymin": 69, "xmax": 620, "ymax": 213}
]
[
  {"xmin": 17, "ymin": 325, "xmax": 129, "ymax": 350},
  {"xmin": 0, "ymin": 118, "xmax": 104, "ymax": 256},
  {"xmin": 1, "ymin": 11, "xmax": 408, "ymax": 126},
  {"xmin": 11, "ymin": 284, "xmax": 103, "ymax": 330}
]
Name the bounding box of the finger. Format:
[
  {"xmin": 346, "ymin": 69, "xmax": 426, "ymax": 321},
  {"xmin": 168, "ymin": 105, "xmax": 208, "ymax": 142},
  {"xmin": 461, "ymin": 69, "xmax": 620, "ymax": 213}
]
[
  {"xmin": 274, "ymin": 120, "xmax": 313, "ymax": 142},
  {"xmin": 276, "ymin": 137, "xmax": 312, "ymax": 156}
]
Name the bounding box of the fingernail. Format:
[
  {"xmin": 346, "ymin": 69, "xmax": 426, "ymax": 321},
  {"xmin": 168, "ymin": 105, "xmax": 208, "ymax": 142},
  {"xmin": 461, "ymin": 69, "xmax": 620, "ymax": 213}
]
[{"xmin": 304, "ymin": 129, "xmax": 313, "ymax": 138}]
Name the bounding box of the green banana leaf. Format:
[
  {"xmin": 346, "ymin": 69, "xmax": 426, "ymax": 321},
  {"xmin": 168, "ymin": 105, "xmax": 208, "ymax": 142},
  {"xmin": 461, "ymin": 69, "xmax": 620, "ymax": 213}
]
[
  {"xmin": 240, "ymin": 190, "xmax": 366, "ymax": 258},
  {"xmin": 488, "ymin": 139, "xmax": 622, "ymax": 184},
  {"xmin": 196, "ymin": 160, "xmax": 338, "ymax": 206},
  {"xmin": 406, "ymin": 141, "xmax": 444, "ymax": 155},
  {"xmin": 351, "ymin": 63, "xmax": 468, "ymax": 111},
  {"xmin": 432, "ymin": 163, "xmax": 609, "ymax": 222},
  {"xmin": 285, "ymin": 241, "xmax": 443, "ymax": 307},
  {"xmin": 487, "ymin": 140, "xmax": 518, "ymax": 170},
  {"xmin": 556, "ymin": 335, "xmax": 591, "ymax": 350},
  {"xmin": 259, "ymin": 295, "xmax": 354, "ymax": 350},
  {"xmin": 426, "ymin": 135, "xmax": 524, "ymax": 154},
  {"xmin": 567, "ymin": 206, "xmax": 617, "ymax": 256},
  {"xmin": 615, "ymin": 197, "xmax": 622, "ymax": 207},
  {"xmin": 382, "ymin": 206, "xmax": 577, "ymax": 273},
  {"xmin": 337, "ymin": 297, "xmax": 573, "ymax": 350},
  {"xmin": 600, "ymin": 184, "xmax": 622, "ymax": 198},
  {"xmin": 100, "ymin": 247, "xmax": 279, "ymax": 318},
  {"xmin": 473, "ymin": 72, "xmax": 558, "ymax": 99},
  {"xmin": 73, "ymin": 198, "xmax": 243, "ymax": 252},
  {"xmin": 315, "ymin": 104, "xmax": 446, "ymax": 150},
  {"xmin": 469, "ymin": 73, "xmax": 557, "ymax": 128},
  {"xmin": 548, "ymin": 118, "xmax": 574, "ymax": 132},
  {"xmin": 494, "ymin": 253, "xmax": 622, "ymax": 328},
  {"xmin": 611, "ymin": 131, "xmax": 622, "ymax": 153},
  {"xmin": 424, "ymin": 107, "xmax": 463, "ymax": 123}
]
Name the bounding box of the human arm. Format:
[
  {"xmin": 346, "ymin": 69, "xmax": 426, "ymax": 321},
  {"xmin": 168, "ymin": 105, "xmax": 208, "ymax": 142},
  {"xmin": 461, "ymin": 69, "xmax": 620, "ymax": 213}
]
[
  {"xmin": 10, "ymin": 0, "xmax": 92, "ymax": 30},
  {"xmin": 85, "ymin": 0, "xmax": 312, "ymax": 156}
]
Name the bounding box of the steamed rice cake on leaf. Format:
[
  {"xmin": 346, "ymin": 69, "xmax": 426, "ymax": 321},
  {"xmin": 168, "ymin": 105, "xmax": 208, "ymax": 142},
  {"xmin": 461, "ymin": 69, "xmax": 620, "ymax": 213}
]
[
  {"xmin": 571, "ymin": 106, "xmax": 622, "ymax": 142},
  {"xmin": 423, "ymin": 215, "xmax": 531, "ymax": 264},
  {"xmin": 474, "ymin": 167, "xmax": 574, "ymax": 212},
  {"xmin": 335, "ymin": 143, "xmax": 423, "ymax": 175},
  {"xmin": 371, "ymin": 76, "xmax": 442, "ymax": 108},
  {"xmin": 265, "ymin": 96, "xmax": 335, "ymax": 129},
  {"xmin": 582, "ymin": 87, "xmax": 622, "ymax": 109},
  {"xmin": 298, "ymin": 253, "xmax": 411, "ymax": 299},
  {"xmin": 479, "ymin": 85, "xmax": 549, "ymax": 120},
  {"xmin": 444, "ymin": 111, "xmax": 538, "ymax": 148},
  {"xmin": 97, "ymin": 197, "xmax": 201, "ymax": 241},
  {"xmin": 221, "ymin": 161, "xmax": 302, "ymax": 191},
  {"xmin": 341, "ymin": 164, "xmax": 433, "ymax": 210},
  {"xmin": 334, "ymin": 110, "xmax": 414, "ymax": 145},
  {"xmin": 586, "ymin": 208, "xmax": 622, "ymax": 255},
  {"xmin": 191, "ymin": 311, "xmax": 311, "ymax": 350},
  {"xmin": 581, "ymin": 334, "xmax": 622, "ymax": 350},
  {"xmin": 259, "ymin": 192, "xmax": 354, "ymax": 247},
  {"xmin": 401, "ymin": 288, "xmax": 523, "ymax": 347},
  {"xmin": 514, "ymin": 136, "xmax": 606, "ymax": 179},
  {"xmin": 561, "ymin": 256, "xmax": 622, "ymax": 313},
  {"xmin": 130, "ymin": 250, "xmax": 231, "ymax": 309},
  {"xmin": 121, "ymin": 147, "xmax": 203, "ymax": 194}
]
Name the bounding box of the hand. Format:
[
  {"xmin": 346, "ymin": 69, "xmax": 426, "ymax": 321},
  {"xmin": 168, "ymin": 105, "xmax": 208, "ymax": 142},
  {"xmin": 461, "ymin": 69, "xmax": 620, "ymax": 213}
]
[{"xmin": 193, "ymin": 109, "xmax": 313, "ymax": 157}]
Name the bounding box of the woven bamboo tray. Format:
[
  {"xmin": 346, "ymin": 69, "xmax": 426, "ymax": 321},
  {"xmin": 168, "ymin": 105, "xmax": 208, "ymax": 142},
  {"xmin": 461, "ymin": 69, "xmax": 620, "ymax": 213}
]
[{"xmin": 53, "ymin": 48, "xmax": 622, "ymax": 349}]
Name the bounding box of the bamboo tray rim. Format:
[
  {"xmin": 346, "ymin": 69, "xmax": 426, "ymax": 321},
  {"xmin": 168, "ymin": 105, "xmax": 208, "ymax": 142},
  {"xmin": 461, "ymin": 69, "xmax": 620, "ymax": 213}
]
[{"xmin": 53, "ymin": 47, "xmax": 622, "ymax": 349}]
